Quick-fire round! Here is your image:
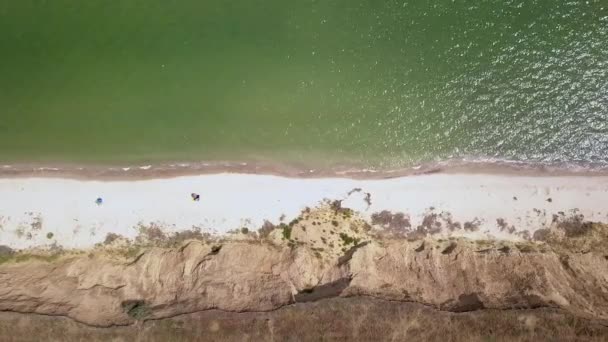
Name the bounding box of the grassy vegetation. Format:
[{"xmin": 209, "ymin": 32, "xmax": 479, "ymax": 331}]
[
  {"xmin": 339, "ymin": 233, "xmax": 360, "ymax": 246},
  {"xmin": 0, "ymin": 252, "xmax": 62, "ymax": 265},
  {"xmin": 282, "ymin": 225, "xmax": 293, "ymax": 240},
  {"xmin": 115, "ymin": 246, "xmax": 143, "ymax": 260}
]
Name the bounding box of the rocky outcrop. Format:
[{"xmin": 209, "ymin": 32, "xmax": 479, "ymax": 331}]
[{"xmin": 1, "ymin": 218, "xmax": 608, "ymax": 329}]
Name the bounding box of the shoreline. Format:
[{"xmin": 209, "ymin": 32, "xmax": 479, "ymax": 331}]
[
  {"xmin": 1, "ymin": 171, "xmax": 607, "ymax": 250},
  {"xmin": 2, "ymin": 158, "xmax": 608, "ymax": 181}
]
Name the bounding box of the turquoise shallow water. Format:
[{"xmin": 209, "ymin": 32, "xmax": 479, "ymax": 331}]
[{"xmin": 0, "ymin": 1, "xmax": 607, "ymax": 168}]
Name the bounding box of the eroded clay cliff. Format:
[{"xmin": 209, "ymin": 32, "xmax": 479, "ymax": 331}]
[{"xmin": 1, "ymin": 204, "xmax": 607, "ymax": 334}]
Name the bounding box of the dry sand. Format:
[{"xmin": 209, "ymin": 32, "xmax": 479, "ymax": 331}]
[{"xmin": 1, "ymin": 172, "xmax": 607, "ymax": 249}]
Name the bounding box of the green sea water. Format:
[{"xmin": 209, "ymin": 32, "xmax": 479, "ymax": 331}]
[{"xmin": 1, "ymin": 0, "xmax": 607, "ymax": 168}]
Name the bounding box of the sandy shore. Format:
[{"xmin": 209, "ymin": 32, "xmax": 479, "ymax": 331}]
[{"xmin": 1, "ymin": 171, "xmax": 608, "ymax": 250}]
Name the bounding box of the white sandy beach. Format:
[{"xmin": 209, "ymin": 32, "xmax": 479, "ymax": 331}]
[{"xmin": 1, "ymin": 173, "xmax": 608, "ymax": 249}]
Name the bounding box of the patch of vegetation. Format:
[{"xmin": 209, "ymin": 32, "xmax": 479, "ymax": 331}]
[
  {"xmin": 329, "ymin": 200, "xmax": 354, "ymax": 219},
  {"xmin": 496, "ymin": 218, "xmax": 516, "ymax": 234},
  {"xmin": 339, "ymin": 233, "xmax": 360, "ymax": 246},
  {"xmin": 515, "ymin": 243, "xmax": 535, "ymax": 253},
  {"xmin": 496, "ymin": 218, "xmax": 507, "ymax": 230},
  {"xmin": 473, "ymin": 240, "xmax": 496, "ymax": 250},
  {"xmin": 556, "ymin": 214, "xmax": 593, "ymax": 238},
  {"xmin": 0, "ymin": 252, "xmax": 62, "ymax": 265},
  {"xmin": 165, "ymin": 228, "xmax": 209, "ymax": 247},
  {"xmin": 364, "ymin": 193, "xmax": 372, "ymax": 206},
  {"xmin": 104, "ymin": 233, "xmax": 121, "ymax": 245},
  {"xmin": 518, "ymin": 230, "xmax": 532, "ymax": 241},
  {"xmin": 347, "ymin": 188, "xmax": 362, "ymax": 195},
  {"xmin": 463, "ymin": 219, "xmax": 481, "ymax": 232},
  {"xmin": 46, "ymin": 232, "xmax": 54, "ymax": 239},
  {"xmin": 15, "ymin": 226, "xmax": 25, "ymax": 239},
  {"xmin": 419, "ymin": 213, "xmax": 441, "ymax": 230},
  {"xmin": 258, "ymin": 220, "xmax": 276, "ymax": 238},
  {"xmin": 241, "ymin": 227, "xmax": 249, "ymax": 234},
  {"xmin": 135, "ymin": 223, "xmax": 167, "ymax": 244},
  {"xmin": 31, "ymin": 216, "xmax": 43, "ymax": 231},
  {"xmin": 371, "ymin": 211, "xmax": 411, "ymax": 234},
  {"xmin": 0, "ymin": 253, "xmax": 15, "ymax": 264},
  {"xmin": 282, "ymin": 225, "xmax": 293, "ymax": 240},
  {"xmin": 120, "ymin": 246, "xmax": 143, "ymax": 259},
  {"xmin": 0, "ymin": 245, "xmax": 13, "ymax": 256},
  {"xmin": 532, "ymin": 229, "xmax": 551, "ymax": 241}
]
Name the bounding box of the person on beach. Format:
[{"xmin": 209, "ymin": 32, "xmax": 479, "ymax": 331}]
[{"xmin": 191, "ymin": 193, "xmax": 200, "ymax": 201}]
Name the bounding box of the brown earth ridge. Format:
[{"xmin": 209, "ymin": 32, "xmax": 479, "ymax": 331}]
[{"xmin": 1, "ymin": 205, "xmax": 608, "ymax": 340}]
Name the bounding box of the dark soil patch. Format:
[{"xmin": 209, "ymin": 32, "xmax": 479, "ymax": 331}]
[
  {"xmin": 338, "ymin": 242, "xmax": 370, "ymax": 266},
  {"xmin": 210, "ymin": 245, "xmax": 222, "ymax": 255},
  {"xmin": 442, "ymin": 293, "xmax": 485, "ymax": 312},
  {"xmin": 497, "ymin": 246, "xmax": 510, "ymax": 254},
  {"xmin": 441, "ymin": 242, "xmax": 458, "ymax": 255},
  {"xmin": 121, "ymin": 300, "xmax": 150, "ymax": 320},
  {"xmin": 294, "ymin": 278, "xmax": 352, "ymax": 303}
]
